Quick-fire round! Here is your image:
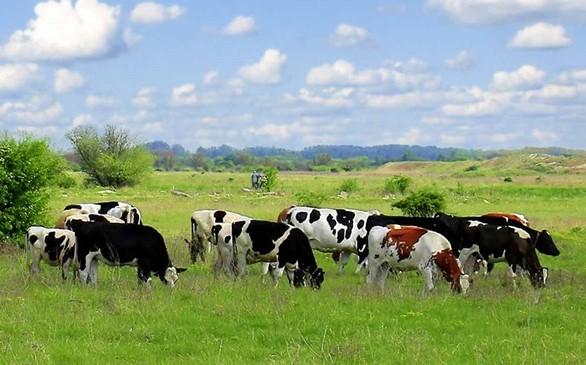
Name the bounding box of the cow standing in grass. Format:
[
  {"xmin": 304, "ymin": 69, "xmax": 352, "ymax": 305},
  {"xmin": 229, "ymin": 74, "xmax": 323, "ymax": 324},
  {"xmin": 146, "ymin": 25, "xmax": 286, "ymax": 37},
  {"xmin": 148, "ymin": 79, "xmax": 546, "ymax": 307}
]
[
  {"xmin": 367, "ymin": 225, "xmax": 469, "ymax": 294},
  {"xmin": 56, "ymin": 211, "xmax": 124, "ymax": 229},
  {"xmin": 227, "ymin": 220, "xmax": 325, "ymax": 289},
  {"xmin": 67, "ymin": 221, "xmax": 186, "ymax": 288},
  {"xmin": 26, "ymin": 226, "xmax": 77, "ymax": 280},
  {"xmin": 63, "ymin": 201, "xmax": 143, "ymax": 225}
]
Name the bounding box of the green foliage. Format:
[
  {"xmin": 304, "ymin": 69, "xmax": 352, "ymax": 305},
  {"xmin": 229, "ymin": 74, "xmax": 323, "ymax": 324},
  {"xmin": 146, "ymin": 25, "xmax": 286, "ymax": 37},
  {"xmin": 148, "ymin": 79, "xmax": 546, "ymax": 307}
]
[
  {"xmin": 294, "ymin": 191, "xmax": 327, "ymax": 207},
  {"xmin": 67, "ymin": 125, "xmax": 154, "ymax": 187},
  {"xmin": 0, "ymin": 136, "xmax": 64, "ymax": 241},
  {"xmin": 262, "ymin": 167, "xmax": 278, "ymax": 192},
  {"xmin": 53, "ymin": 172, "xmax": 77, "ymax": 189},
  {"xmin": 384, "ymin": 175, "xmax": 412, "ymax": 194},
  {"xmin": 464, "ymin": 165, "xmax": 479, "ymax": 172},
  {"xmin": 504, "ymin": 177, "xmax": 513, "ymax": 183},
  {"xmin": 339, "ymin": 178, "xmax": 359, "ymax": 193},
  {"xmin": 313, "ymin": 153, "xmax": 333, "ymax": 165},
  {"xmin": 392, "ymin": 188, "xmax": 447, "ymax": 217}
]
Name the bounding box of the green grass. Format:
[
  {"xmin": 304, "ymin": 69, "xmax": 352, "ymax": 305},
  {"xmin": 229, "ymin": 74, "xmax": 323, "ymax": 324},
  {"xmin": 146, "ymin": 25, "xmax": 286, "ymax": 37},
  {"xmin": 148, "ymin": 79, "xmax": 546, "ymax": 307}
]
[{"xmin": 1, "ymin": 168, "xmax": 586, "ymax": 364}]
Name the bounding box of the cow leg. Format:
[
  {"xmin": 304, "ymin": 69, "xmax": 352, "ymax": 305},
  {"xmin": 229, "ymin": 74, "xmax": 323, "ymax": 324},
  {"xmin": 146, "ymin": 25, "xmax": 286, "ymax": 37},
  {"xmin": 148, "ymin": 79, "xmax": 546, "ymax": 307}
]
[
  {"xmin": 337, "ymin": 251, "xmax": 351, "ymax": 274},
  {"xmin": 30, "ymin": 250, "xmax": 41, "ymax": 276},
  {"xmin": 61, "ymin": 260, "xmax": 70, "ymax": 281},
  {"xmin": 507, "ymin": 265, "xmax": 518, "ymax": 289},
  {"xmin": 137, "ymin": 267, "xmax": 152, "ymax": 289},
  {"xmin": 79, "ymin": 253, "xmax": 94, "ymax": 285},
  {"xmin": 420, "ymin": 263, "xmax": 435, "ymax": 294},
  {"xmin": 89, "ymin": 259, "xmax": 99, "ymax": 286},
  {"xmin": 234, "ymin": 250, "xmax": 248, "ymax": 278},
  {"xmin": 354, "ymin": 256, "xmax": 367, "ymax": 274},
  {"xmin": 366, "ymin": 260, "xmax": 379, "ymax": 286},
  {"xmin": 376, "ymin": 263, "xmax": 390, "ymax": 290},
  {"xmin": 260, "ymin": 262, "xmax": 270, "ymax": 283},
  {"xmin": 485, "ymin": 261, "xmax": 494, "ymax": 276}
]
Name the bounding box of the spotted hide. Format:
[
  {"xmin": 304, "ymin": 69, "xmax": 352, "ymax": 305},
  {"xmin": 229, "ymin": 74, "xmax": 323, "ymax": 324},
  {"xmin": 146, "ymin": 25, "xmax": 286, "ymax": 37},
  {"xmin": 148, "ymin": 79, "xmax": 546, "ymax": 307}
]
[
  {"xmin": 63, "ymin": 201, "xmax": 142, "ymax": 225},
  {"xmin": 367, "ymin": 225, "xmax": 469, "ymax": 294},
  {"xmin": 277, "ymin": 206, "xmax": 374, "ymax": 273},
  {"xmin": 25, "ymin": 226, "xmax": 77, "ymax": 280},
  {"xmin": 231, "ymin": 220, "xmax": 325, "ymax": 289},
  {"xmin": 67, "ymin": 221, "xmax": 186, "ymax": 288}
]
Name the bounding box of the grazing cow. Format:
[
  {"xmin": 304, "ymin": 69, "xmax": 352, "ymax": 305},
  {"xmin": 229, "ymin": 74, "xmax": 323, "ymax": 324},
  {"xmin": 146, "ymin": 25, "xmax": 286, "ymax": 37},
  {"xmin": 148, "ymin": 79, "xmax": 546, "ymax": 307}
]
[
  {"xmin": 66, "ymin": 221, "xmax": 186, "ymax": 287},
  {"xmin": 188, "ymin": 210, "xmax": 251, "ymax": 263},
  {"xmin": 277, "ymin": 206, "xmax": 374, "ymax": 273},
  {"xmin": 229, "ymin": 220, "xmax": 325, "ymax": 289},
  {"xmin": 367, "ymin": 225, "xmax": 469, "ymax": 294},
  {"xmin": 63, "ymin": 201, "xmax": 142, "ymax": 225},
  {"xmin": 462, "ymin": 214, "xmax": 559, "ymax": 257},
  {"xmin": 25, "ymin": 226, "xmax": 77, "ymax": 280},
  {"xmin": 435, "ymin": 213, "xmax": 545, "ymax": 288},
  {"xmin": 482, "ymin": 212, "xmax": 529, "ymax": 226},
  {"xmin": 56, "ymin": 211, "xmax": 124, "ymax": 228}
]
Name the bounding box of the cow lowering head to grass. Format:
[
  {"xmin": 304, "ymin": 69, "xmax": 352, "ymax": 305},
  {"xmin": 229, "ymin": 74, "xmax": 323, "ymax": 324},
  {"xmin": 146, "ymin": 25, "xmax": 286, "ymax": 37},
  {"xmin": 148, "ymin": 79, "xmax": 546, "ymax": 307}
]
[
  {"xmin": 367, "ymin": 225, "xmax": 469, "ymax": 294},
  {"xmin": 229, "ymin": 220, "xmax": 325, "ymax": 289},
  {"xmin": 66, "ymin": 220, "xmax": 186, "ymax": 288}
]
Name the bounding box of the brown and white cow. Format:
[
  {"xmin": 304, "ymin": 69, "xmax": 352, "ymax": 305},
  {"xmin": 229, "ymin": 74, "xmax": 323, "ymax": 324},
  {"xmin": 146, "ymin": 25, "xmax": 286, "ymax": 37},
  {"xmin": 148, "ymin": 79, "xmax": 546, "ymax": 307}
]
[
  {"xmin": 482, "ymin": 212, "xmax": 529, "ymax": 226},
  {"xmin": 367, "ymin": 225, "xmax": 469, "ymax": 294}
]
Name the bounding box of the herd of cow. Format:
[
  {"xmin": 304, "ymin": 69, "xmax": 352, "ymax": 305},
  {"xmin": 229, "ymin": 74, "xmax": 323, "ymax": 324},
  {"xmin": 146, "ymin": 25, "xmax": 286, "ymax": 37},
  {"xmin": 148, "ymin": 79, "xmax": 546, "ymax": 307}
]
[{"xmin": 24, "ymin": 201, "xmax": 560, "ymax": 294}]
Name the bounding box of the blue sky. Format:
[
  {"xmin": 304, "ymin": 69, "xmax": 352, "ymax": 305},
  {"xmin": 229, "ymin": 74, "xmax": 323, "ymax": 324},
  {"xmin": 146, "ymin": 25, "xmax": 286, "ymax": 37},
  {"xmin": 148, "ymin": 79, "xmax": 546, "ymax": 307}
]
[{"xmin": 1, "ymin": 0, "xmax": 585, "ymax": 150}]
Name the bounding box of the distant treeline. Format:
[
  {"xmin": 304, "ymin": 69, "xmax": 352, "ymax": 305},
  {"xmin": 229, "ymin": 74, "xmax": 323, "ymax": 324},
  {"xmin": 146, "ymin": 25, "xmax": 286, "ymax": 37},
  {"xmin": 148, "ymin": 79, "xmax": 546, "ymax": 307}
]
[{"xmin": 143, "ymin": 140, "xmax": 582, "ymax": 172}]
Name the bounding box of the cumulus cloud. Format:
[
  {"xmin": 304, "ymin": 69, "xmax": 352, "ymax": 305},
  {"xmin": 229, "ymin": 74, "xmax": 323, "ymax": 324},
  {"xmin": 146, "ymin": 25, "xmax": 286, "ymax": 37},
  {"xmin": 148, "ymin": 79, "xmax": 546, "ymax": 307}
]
[
  {"xmin": 239, "ymin": 49, "xmax": 286, "ymax": 84},
  {"xmin": 132, "ymin": 87, "xmax": 156, "ymax": 108},
  {"xmin": 330, "ymin": 24, "xmax": 369, "ymax": 47},
  {"xmin": 0, "ymin": 0, "xmax": 125, "ymax": 62},
  {"xmin": 427, "ymin": 0, "xmax": 586, "ymax": 24},
  {"xmin": 509, "ymin": 22, "xmax": 572, "ymax": 49},
  {"xmin": 203, "ymin": 70, "xmax": 219, "ymax": 85},
  {"xmin": 532, "ymin": 128, "xmax": 560, "ymax": 143},
  {"xmin": 86, "ymin": 95, "xmax": 115, "ymax": 109},
  {"xmin": 445, "ymin": 50, "xmax": 475, "ymax": 70},
  {"xmin": 222, "ymin": 16, "xmax": 255, "ymax": 36},
  {"xmin": 292, "ymin": 87, "xmax": 356, "ymax": 108},
  {"xmin": 0, "ymin": 63, "xmax": 39, "ymax": 91},
  {"xmin": 54, "ymin": 68, "xmax": 85, "ymax": 94},
  {"xmin": 72, "ymin": 113, "xmax": 94, "ymax": 127},
  {"xmin": 0, "ymin": 96, "xmax": 63, "ymax": 124},
  {"xmin": 492, "ymin": 65, "xmax": 545, "ymax": 90},
  {"xmin": 130, "ymin": 2, "xmax": 184, "ymax": 24},
  {"xmin": 171, "ymin": 83, "xmax": 198, "ymax": 106}
]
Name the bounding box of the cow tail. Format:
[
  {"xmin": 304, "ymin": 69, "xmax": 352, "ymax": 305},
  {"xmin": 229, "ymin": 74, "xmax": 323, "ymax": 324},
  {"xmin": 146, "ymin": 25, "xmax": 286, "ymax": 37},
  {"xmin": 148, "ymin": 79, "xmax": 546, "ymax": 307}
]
[
  {"xmin": 277, "ymin": 206, "xmax": 294, "ymax": 223},
  {"xmin": 191, "ymin": 217, "xmax": 197, "ymax": 244}
]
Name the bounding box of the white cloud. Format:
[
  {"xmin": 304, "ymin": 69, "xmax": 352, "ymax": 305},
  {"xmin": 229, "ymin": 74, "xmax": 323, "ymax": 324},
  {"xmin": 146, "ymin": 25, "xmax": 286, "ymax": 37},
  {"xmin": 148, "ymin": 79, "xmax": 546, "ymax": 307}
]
[
  {"xmin": 330, "ymin": 24, "xmax": 369, "ymax": 47},
  {"xmin": 130, "ymin": 2, "xmax": 184, "ymax": 24},
  {"xmin": 532, "ymin": 129, "xmax": 560, "ymax": 143},
  {"xmin": 203, "ymin": 70, "xmax": 219, "ymax": 85},
  {"xmin": 492, "ymin": 65, "xmax": 545, "ymax": 90},
  {"xmin": 239, "ymin": 49, "xmax": 287, "ymax": 84},
  {"xmin": 54, "ymin": 68, "xmax": 85, "ymax": 94},
  {"xmin": 0, "ymin": 63, "xmax": 39, "ymax": 91},
  {"xmin": 509, "ymin": 22, "xmax": 572, "ymax": 49},
  {"xmin": 488, "ymin": 132, "xmax": 517, "ymax": 144},
  {"xmin": 1, "ymin": 0, "xmax": 124, "ymax": 62},
  {"xmin": 365, "ymin": 92, "xmax": 439, "ymax": 109},
  {"xmin": 523, "ymin": 84, "xmax": 577, "ymax": 102},
  {"xmin": 293, "ymin": 87, "xmax": 355, "ymax": 107},
  {"xmin": 86, "ymin": 95, "xmax": 115, "ymax": 109},
  {"xmin": 248, "ymin": 123, "xmax": 292, "ymax": 140},
  {"xmin": 427, "ymin": 0, "xmax": 586, "ymax": 24},
  {"xmin": 0, "ymin": 96, "xmax": 63, "ymax": 124},
  {"xmin": 171, "ymin": 83, "xmax": 198, "ymax": 106},
  {"xmin": 441, "ymin": 88, "xmax": 513, "ymax": 117},
  {"xmin": 445, "ymin": 50, "xmax": 475, "ymax": 70},
  {"xmin": 123, "ymin": 27, "xmax": 142, "ymax": 46},
  {"xmin": 72, "ymin": 113, "xmax": 94, "ymax": 127},
  {"xmin": 400, "ymin": 128, "xmax": 422, "ymax": 145},
  {"xmin": 132, "ymin": 87, "xmax": 156, "ymax": 108},
  {"xmin": 223, "ymin": 16, "xmax": 255, "ymax": 36}
]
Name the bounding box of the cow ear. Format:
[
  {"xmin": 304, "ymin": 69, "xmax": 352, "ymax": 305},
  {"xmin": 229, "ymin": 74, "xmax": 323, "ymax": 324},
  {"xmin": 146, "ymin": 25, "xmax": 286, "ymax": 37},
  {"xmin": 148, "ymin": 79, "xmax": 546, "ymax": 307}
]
[{"xmin": 175, "ymin": 267, "xmax": 187, "ymax": 273}]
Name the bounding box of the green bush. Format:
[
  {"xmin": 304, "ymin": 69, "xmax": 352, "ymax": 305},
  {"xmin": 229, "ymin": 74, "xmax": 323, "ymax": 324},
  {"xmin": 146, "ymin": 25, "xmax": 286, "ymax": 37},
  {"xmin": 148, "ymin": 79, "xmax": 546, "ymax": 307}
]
[
  {"xmin": 384, "ymin": 175, "xmax": 412, "ymax": 194},
  {"xmin": 339, "ymin": 178, "xmax": 358, "ymax": 193},
  {"xmin": 503, "ymin": 177, "xmax": 513, "ymax": 183},
  {"xmin": 294, "ymin": 191, "xmax": 327, "ymax": 207},
  {"xmin": 0, "ymin": 136, "xmax": 64, "ymax": 241},
  {"xmin": 262, "ymin": 167, "xmax": 278, "ymax": 192},
  {"xmin": 392, "ymin": 188, "xmax": 447, "ymax": 217},
  {"xmin": 53, "ymin": 172, "xmax": 77, "ymax": 189},
  {"xmin": 67, "ymin": 125, "xmax": 154, "ymax": 187},
  {"xmin": 464, "ymin": 165, "xmax": 479, "ymax": 172}
]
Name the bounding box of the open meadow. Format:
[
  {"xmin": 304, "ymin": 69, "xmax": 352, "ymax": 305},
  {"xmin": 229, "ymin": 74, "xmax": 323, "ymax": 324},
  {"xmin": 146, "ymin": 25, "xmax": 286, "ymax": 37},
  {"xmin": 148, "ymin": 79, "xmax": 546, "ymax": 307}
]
[{"xmin": 1, "ymin": 162, "xmax": 585, "ymax": 364}]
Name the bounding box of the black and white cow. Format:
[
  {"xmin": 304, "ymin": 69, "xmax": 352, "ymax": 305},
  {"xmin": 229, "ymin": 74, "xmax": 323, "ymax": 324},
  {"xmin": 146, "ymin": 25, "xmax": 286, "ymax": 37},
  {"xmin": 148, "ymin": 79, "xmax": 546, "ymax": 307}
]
[
  {"xmin": 188, "ymin": 210, "xmax": 251, "ymax": 263},
  {"xmin": 56, "ymin": 212, "xmax": 125, "ymax": 229},
  {"xmin": 435, "ymin": 213, "xmax": 546, "ymax": 288},
  {"xmin": 278, "ymin": 206, "xmax": 375, "ymax": 273},
  {"xmin": 66, "ymin": 221, "xmax": 186, "ymax": 287},
  {"xmin": 227, "ymin": 220, "xmax": 325, "ymax": 289},
  {"xmin": 63, "ymin": 201, "xmax": 142, "ymax": 225},
  {"xmin": 25, "ymin": 226, "xmax": 77, "ymax": 280}
]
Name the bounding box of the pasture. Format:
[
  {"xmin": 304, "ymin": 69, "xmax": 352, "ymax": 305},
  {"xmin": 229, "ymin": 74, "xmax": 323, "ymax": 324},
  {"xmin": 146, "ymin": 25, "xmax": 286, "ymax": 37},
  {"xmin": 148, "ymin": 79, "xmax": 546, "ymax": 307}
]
[{"xmin": 1, "ymin": 164, "xmax": 585, "ymax": 364}]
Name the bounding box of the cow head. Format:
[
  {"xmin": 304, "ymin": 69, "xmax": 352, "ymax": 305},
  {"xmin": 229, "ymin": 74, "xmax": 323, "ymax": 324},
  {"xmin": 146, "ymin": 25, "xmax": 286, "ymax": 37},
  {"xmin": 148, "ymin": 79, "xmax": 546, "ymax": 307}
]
[
  {"xmin": 293, "ymin": 267, "xmax": 325, "ymax": 289},
  {"xmin": 309, "ymin": 267, "xmax": 325, "ymax": 289},
  {"xmin": 458, "ymin": 274, "xmax": 470, "ymax": 294},
  {"xmin": 535, "ymin": 230, "xmax": 559, "ymax": 256},
  {"xmin": 163, "ymin": 266, "xmax": 187, "ymax": 287}
]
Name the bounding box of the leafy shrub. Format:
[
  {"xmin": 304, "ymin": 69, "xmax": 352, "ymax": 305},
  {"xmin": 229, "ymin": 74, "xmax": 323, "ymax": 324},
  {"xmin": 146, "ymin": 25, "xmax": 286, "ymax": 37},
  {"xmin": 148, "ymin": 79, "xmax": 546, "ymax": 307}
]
[
  {"xmin": 384, "ymin": 175, "xmax": 412, "ymax": 194},
  {"xmin": 294, "ymin": 191, "xmax": 327, "ymax": 207},
  {"xmin": 53, "ymin": 172, "xmax": 77, "ymax": 188},
  {"xmin": 67, "ymin": 125, "xmax": 154, "ymax": 187},
  {"xmin": 0, "ymin": 136, "xmax": 64, "ymax": 242},
  {"xmin": 339, "ymin": 178, "xmax": 358, "ymax": 193},
  {"xmin": 464, "ymin": 165, "xmax": 479, "ymax": 172},
  {"xmin": 392, "ymin": 188, "xmax": 447, "ymax": 217},
  {"xmin": 503, "ymin": 177, "xmax": 513, "ymax": 183},
  {"xmin": 262, "ymin": 167, "xmax": 278, "ymax": 192}
]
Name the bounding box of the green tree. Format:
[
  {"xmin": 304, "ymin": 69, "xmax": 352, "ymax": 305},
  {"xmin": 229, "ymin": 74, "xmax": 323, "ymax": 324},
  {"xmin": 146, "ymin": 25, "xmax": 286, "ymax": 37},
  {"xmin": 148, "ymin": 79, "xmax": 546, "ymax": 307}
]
[
  {"xmin": 384, "ymin": 175, "xmax": 412, "ymax": 194},
  {"xmin": 392, "ymin": 188, "xmax": 447, "ymax": 217},
  {"xmin": 313, "ymin": 153, "xmax": 333, "ymax": 165},
  {"xmin": 66, "ymin": 125, "xmax": 153, "ymax": 187},
  {"xmin": 262, "ymin": 167, "xmax": 279, "ymax": 192},
  {"xmin": 0, "ymin": 136, "xmax": 64, "ymax": 241}
]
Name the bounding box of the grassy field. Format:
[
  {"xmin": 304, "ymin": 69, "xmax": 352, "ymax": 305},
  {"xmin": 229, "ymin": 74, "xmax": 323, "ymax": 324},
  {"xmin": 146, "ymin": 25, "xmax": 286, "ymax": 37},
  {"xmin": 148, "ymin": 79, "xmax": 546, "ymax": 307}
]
[{"xmin": 1, "ymin": 164, "xmax": 585, "ymax": 364}]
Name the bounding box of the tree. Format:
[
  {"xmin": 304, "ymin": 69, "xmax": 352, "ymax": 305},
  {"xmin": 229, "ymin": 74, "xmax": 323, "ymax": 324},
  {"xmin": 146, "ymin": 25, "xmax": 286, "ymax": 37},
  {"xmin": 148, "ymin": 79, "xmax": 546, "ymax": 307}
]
[
  {"xmin": 313, "ymin": 153, "xmax": 333, "ymax": 165},
  {"xmin": 262, "ymin": 167, "xmax": 278, "ymax": 192},
  {"xmin": 0, "ymin": 136, "xmax": 64, "ymax": 241},
  {"xmin": 392, "ymin": 188, "xmax": 447, "ymax": 217},
  {"xmin": 66, "ymin": 125, "xmax": 153, "ymax": 187},
  {"xmin": 189, "ymin": 153, "xmax": 210, "ymax": 170},
  {"xmin": 384, "ymin": 175, "xmax": 412, "ymax": 194}
]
